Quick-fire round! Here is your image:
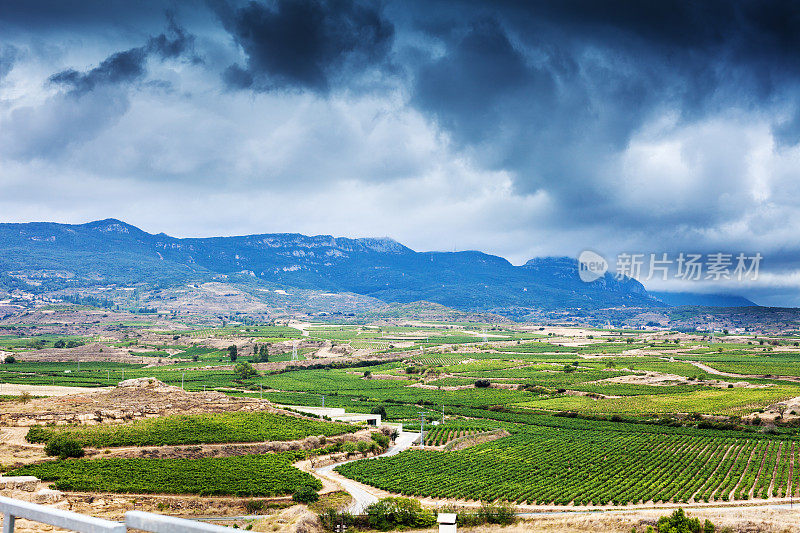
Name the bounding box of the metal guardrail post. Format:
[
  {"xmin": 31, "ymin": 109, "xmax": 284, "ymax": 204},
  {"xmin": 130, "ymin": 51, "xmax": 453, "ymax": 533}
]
[
  {"xmin": 125, "ymin": 511, "xmax": 233, "ymax": 533},
  {"xmin": 0, "ymin": 496, "xmax": 126, "ymax": 533},
  {"xmin": 2, "ymin": 512, "xmax": 15, "ymax": 533}
]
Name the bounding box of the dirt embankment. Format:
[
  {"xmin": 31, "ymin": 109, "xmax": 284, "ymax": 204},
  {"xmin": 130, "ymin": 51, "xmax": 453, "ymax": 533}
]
[
  {"xmin": 1, "ymin": 378, "xmax": 283, "ymax": 426},
  {"xmin": 15, "ymin": 343, "xmax": 174, "ymax": 364},
  {"xmin": 87, "ymin": 429, "xmax": 376, "ymax": 460}
]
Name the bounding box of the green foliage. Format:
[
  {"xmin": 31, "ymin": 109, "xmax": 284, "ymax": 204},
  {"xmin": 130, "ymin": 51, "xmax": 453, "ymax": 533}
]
[
  {"xmin": 338, "ymin": 426, "xmax": 800, "ymax": 505},
  {"xmin": 292, "ymin": 486, "xmax": 320, "ymax": 504},
  {"xmin": 656, "ymin": 509, "xmax": 713, "ymax": 533},
  {"xmin": 13, "ymin": 453, "xmax": 320, "ymax": 496},
  {"xmin": 26, "ymin": 411, "xmax": 355, "ymax": 447},
  {"xmin": 365, "ymin": 497, "xmax": 436, "ymax": 530},
  {"xmin": 43, "ymin": 435, "xmax": 85, "ymax": 459},
  {"xmin": 234, "ymin": 362, "xmax": 259, "ymax": 380},
  {"xmin": 3, "ymin": 355, "xmax": 16, "ymax": 364}
]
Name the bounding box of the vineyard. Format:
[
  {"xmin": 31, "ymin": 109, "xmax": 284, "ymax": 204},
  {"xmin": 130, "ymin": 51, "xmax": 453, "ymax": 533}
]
[
  {"xmin": 337, "ymin": 427, "xmax": 800, "ymax": 505},
  {"xmin": 25, "ymin": 411, "xmax": 356, "ymax": 447},
  {"xmin": 422, "ymin": 424, "xmax": 496, "ymax": 447},
  {"xmin": 13, "ymin": 452, "xmax": 320, "ymax": 496}
]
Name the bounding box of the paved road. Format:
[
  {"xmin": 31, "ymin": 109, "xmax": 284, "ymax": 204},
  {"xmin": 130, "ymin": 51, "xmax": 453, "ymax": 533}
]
[{"xmin": 315, "ymin": 431, "xmax": 418, "ymax": 513}]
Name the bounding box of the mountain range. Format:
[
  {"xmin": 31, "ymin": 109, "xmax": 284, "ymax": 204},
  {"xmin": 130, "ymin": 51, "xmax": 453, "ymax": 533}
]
[{"xmin": 0, "ymin": 219, "xmax": 756, "ymax": 318}]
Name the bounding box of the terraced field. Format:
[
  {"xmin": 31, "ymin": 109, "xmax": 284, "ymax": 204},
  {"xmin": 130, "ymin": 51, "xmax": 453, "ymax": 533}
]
[{"xmin": 337, "ymin": 426, "xmax": 800, "ymax": 505}]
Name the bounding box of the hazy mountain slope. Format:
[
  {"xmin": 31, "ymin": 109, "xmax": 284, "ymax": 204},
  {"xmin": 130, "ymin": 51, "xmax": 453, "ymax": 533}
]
[
  {"xmin": 0, "ymin": 219, "xmax": 671, "ymax": 313},
  {"xmin": 650, "ymin": 291, "xmax": 757, "ymax": 307}
]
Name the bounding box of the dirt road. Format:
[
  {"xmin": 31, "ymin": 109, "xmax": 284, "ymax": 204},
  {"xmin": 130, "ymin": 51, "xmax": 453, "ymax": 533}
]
[
  {"xmin": 0, "ymin": 383, "xmax": 110, "ymax": 396},
  {"xmin": 314, "ymin": 430, "xmax": 418, "ymax": 513}
]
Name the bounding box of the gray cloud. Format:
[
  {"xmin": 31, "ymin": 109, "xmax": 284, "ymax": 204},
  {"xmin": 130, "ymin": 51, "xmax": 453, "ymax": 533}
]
[
  {"xmin": 48, "ymin": 16, "xmax": 198, "ymax": 95},
  {"xmin": 0, "ymin": 44, "xmax": 18, "ymax": 80},
  {"xmin": 218, "ymin": 0, "xmax": 394, "ymax": 93},
  {"xmin": 2, "ymin": 0, "xmax": 800, "ymax": 305}
]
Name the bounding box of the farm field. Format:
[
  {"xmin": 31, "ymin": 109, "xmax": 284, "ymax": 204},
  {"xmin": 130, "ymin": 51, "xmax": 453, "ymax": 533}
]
[
  {"xmin": 337, "ymin": 424, "xmax": 800, "ymax": 505},
  {"xmin": 24, "ymin": 411, "xmax": 356, "ymax": 447},
  {"xmin": 13, "ymin": 452, "xmax": 320, "ymax": 496},
  {"xmin": 7, "ymin": 312, "xmax": 800, "ymax": 516}
]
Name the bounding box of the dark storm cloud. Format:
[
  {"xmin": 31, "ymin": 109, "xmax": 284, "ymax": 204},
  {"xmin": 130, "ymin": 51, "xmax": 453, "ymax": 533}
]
[
  {"xmin": 48, "ymin": 17, "xmax": 198, "ymax": 95},
  {"xmin": 0, "ymin": 0, "xmax": 205, "ymax": 32},
  {"xmin": 406, "ymin": 0, "xmax": 800, "ymax": 232},
  {"xmin": 0, "ymin": 44, "xmax": 18, "ymax": 80},
  {"xmin": 217, "ymin": 0, "xmax": 394, "ymax": 92},
  {"xmin": 146, "ymin": 13, "xmax": 201, "ymax": 62},
  {"xmin": 2, "ymin": 16, "xmax": 201, "ymax": 161},
  {"xmin": 49, "ymin": 47, "xmax": 148, "ymax": 95}
]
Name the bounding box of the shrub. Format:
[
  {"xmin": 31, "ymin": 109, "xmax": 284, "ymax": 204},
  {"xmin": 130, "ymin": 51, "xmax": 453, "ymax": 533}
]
[
  {"xmin": 44, "ymin": 435, "xmax": 85, "ymax": 459},
  {"xmin": 474, "ymin": 379, "xmax": 491, "ymax": 388},
  {"xmin": 233, "ymin": 362, "xmax": 259, "ymax": 380},
  {"xmin": 371, "ymin": 432, "xmax": 390, "ymax": 450},
  {"xmin": 244, "ymin": 500, "xmax": 264, "ymax": 513},
  {"xmin": 656, "ymin": 509, "xmax": 713, "ymax": 533},
  {"xmin": 370, "ymin": 405, "xmax": 387, "ymax": 418},
  {"xmin": 292, "ymin": 486, "xmax": 319, "ymax": 504},
  {"xmin": 4, "ymin": 355, "xmax": 16, "ymax": 364},
  {"xmin": 476, "ymin": 503, "xmax": 515, "ymax": 525},
  {"xmin": 366, "ymin": 497, "xmax": 435, "ymax": 530}
]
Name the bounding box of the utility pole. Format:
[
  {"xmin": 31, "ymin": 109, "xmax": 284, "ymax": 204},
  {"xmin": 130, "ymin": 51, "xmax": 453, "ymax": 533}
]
[{"xmin": 321, "ymin": 395, "xmax": 325, "ymax": 408}]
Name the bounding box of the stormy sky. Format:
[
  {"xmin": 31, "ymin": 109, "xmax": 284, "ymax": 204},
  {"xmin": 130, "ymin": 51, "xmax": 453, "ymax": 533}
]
[{"xmin": 2, "ymin": 0, "xmax": 800, "ymax": 305}]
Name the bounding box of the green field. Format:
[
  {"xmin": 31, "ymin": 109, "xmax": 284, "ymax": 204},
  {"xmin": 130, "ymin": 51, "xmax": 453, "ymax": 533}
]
[
  {"xmin": 337, "ymin": 425, "xmax": 800, "ymax": 505},
  {"xmin": 14, "ymin": 452, "xmax": 319, "ymax": 496},
  {"xmin": 25, "ymin": 411, "xmax": 356, "ymax": 447}
]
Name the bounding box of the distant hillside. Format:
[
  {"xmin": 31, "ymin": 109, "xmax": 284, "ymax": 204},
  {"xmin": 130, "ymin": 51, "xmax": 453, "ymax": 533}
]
[
  {"xmin": 651, "ymin": 291, "xmax": 757, "ymax": 307},
  {"xmin": 0, "ymin": 219, "xmax": 736, "ymax": 317}
]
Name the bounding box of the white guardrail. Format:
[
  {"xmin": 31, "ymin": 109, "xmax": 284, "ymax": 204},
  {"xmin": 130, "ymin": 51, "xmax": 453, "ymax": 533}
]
[{"xmin": 0, "ymin": 497, "xmax": 232, "ymax": 533}]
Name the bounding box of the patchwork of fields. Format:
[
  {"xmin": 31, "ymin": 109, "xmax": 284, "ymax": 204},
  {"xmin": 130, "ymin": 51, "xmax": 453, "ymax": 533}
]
[{"xmin": 5, "ymin": 318, "xmax": 800, "ymax": 510}]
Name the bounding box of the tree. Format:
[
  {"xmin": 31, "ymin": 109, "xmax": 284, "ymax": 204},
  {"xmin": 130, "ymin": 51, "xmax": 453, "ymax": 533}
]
[
  {"xmin": 233, "ymin": 362, "xmax": 259, "ymax": 380},
  {"xmin": 363, "ymin": 370, "xmax": 372, "ymax": 379},
  {"xmin": 54, "ymin": 339, "xmax": 66, "ymax": 348},
  {"xmin": 44, "ymin": 435, "xmax": 85, "ymax": 459},
  {"xmin": 292, "ymin": 486, "xmax": 319, "ymax": 504},
  {"xmin": 371, "ymin": 405, "xmax": 387, "ymax": 418},
  {"xmin": 4, "ymin": 355, "xmax": 16, "ymax": 364},
  {"xmin": 227, "ymin": 345, "xmax": 238, "ymax": 362},
  {"xmin": 474, "ymin": 379, "xmax": 491, "ymax": 388},
  {"xmin": 656, "ymin": 509, "xmax": 712, "ymax": 533},
  {"xmin": 252, "ymin": 344, "xmax": 269, "ymax": 363}
]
